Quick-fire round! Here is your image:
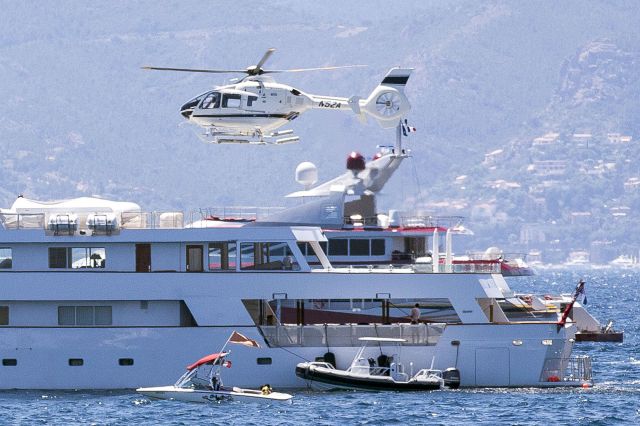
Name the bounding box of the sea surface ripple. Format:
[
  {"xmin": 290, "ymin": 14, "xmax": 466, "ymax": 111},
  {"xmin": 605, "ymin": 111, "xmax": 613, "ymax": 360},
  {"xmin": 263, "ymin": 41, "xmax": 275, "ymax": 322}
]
[{"xmin": 0, "ymin": 270, "xmax": 638, "ymax": 425}]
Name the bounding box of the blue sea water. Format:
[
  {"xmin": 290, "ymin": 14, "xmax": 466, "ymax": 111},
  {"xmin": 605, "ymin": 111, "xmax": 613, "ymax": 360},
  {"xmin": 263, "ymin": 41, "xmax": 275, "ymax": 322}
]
[{"xmin": 0, "ymin": 270, "xmax": 638, "ymax": 425}]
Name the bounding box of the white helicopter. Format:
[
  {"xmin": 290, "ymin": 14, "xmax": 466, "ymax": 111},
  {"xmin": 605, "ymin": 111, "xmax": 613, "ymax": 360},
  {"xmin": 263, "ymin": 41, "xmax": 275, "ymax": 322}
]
[{"xmin": 143, "ymin": 48, "xmax": 412, "ymax": 144}]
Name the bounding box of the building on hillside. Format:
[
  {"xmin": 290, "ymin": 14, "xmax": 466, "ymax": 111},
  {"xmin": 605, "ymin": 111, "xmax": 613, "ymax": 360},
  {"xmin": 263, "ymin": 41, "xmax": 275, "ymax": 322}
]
[
  {"xmin": 532, "ymin": 132, "xmax": 560, "ymax": 146},
  {"xmin": 470, "ymin": 203, "xmax": 496, "ymax": 223},
  {"xmin": 483, "ymin": 149, "xmax": 504, "ymax": 167},
  {"xmin": 571, "ymin": 133, "xmax": 592, "ymax": 147},
  {"xmin": 528, "ymin": 160, "xmax": 567, "ymax": 176},
  {"xmin": 607, "ymin": 133, "xmax": 633, "ymax": 144},
  {"xmin": 519, "ymin": 223, "xmax": 546, "ymax": 245},
  {"xmin": 570, "ymin": 211, "xmax": 592, "ymax": 225},
  {"xmin": 610, "ymin": 206, "xmax": 630, "ymax": 219},
  {"xmin": 624, "ymin": 177, "xmax": 640, "ymax": 192},
  {"xmin": 485, "ymin": 179, "xmax": 521, "ymax": 190}
]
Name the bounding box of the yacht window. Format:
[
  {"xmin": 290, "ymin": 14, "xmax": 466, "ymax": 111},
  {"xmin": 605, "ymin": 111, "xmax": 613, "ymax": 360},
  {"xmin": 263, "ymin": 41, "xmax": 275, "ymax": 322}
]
[
  {"xmin": 200, "ymin": 92, "xmax": 220, "ymax": 109},
  {"xmin": 58, "ymin": 305, "xmax": 113, "ymax": 326},
  {"xmin": 328, "ymin": 239, "xmax": 348, "ymax": 256},
  {"xmin": 256, "ymin": 357, "xmax": 272, "ymax": 365},
  {"xmin": 119, "ymin": 358, "xmax": 134, "ymax": 366},
  {"xmin": 95, "ymin": 306, "xmax": 113, "ymax": 325},
  {"xmin": 71, "ymin": 248, "xmax": 106, "ymax": 269},
  {"xmin": 2, "ymin": 359, "xmax": 17, "ymax": 366},
  {"xmin": 49, "ymin": 248, "xmax": 69, "ymax": 268},
  {"xmin": 247, "ymin": 95, "xmax": 258, "ymax": 107},
  {"xmin": 296, "ymin": 242, "xmax": 307, "ymax": 256},
  {"xmin": 49, "ymin": 247, "xmax": 106, "ymax": 269},
  {"xmin": 58, "ymin": 306, "xmax": 75, "ymax": 325},
  {"xmin": 0, "ymin": 248, "xmax": 12, "ymax": 269},
  {"xmin": 349, "ymin": 239, "xmax": 369, "ymax": 256},
  {"xmin": 371, "ymin": 239, "xmax": 385, "ymax": 255},
  {"xmin": 76, "ymin": 306, "xmax": 94, "ymax": 325},
  {"xmin": 222, "ymin": 93, "xmax": 241, "ymax": 108},
  {"xmin": 68, "ymin": 359, "xmax": 84, "ymax": 366},
  {"xmin": 208, "ymin": 242, "xmax": 237, "ymax": 271},
  {"xmin": 0, "ymin": 306, "xmax": 8, "ymax": 325},
  {"xmin": 240, "ymin": 242, "xmax": 296, "ymax": 270},
  {"xmin": 319, "ymin": 241, "xmax": 328, "ymax": 254}
]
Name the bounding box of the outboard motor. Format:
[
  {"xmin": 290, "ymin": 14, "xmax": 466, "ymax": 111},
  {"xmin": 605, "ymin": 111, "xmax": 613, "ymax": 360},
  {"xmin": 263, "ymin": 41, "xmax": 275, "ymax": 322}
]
[
  {"xmin": 443, "ymin": 367, "xmax": 461, "ymax": 389},
  {"xmin": 323, "ymin": 352, "xmax": 336, "ymax": 368},
  {"xmin": 377, "ymin": 354, "xmax": 390, "ymax": 375}
]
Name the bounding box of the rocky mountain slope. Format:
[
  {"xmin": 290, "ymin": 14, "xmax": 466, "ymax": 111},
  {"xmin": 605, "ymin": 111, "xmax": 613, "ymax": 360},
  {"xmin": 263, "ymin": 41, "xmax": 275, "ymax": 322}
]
[{"xmin": 0, "ymin": 1, "xmax": 638, "ymax": 261}]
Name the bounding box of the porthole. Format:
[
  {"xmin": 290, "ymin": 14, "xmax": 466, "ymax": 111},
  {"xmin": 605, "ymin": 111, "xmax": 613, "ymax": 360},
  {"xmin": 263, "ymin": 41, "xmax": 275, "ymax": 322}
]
[
  {"xmin": 2, "ymin": 359, "xmax": 17, "ymax": 366},
  {"xmin": 256, "ymin": 357, "xmax": 272, "ymax": 365},
  {"xmin": 68, "ymin": 358, "xmax": 84, "ymax": 366},
  {"xmin": 119, "ymin": 358, "xmax": 134, "ymax": 366},
  {"xmin": 512, "ymin": 339, "xmax": 523, "ymax": 346}
]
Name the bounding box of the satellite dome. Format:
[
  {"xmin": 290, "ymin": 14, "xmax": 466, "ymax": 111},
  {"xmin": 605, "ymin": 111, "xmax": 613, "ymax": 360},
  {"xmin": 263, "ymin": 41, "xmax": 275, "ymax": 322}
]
[
  {"xmin": 295, "ymin": 161, "xmax": 318, "ymax": 188},
  {"xmin": 484, "ymin": 246, "xmax": 503, "ymax": 260},
  {"xmin": 346, "ymin": 151, "xmax": 366, "ymax": 172}
]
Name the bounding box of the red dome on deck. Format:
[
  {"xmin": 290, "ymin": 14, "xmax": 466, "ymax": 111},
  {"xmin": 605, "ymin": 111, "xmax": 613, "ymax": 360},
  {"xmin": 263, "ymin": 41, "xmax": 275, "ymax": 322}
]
[{"xmin": 346, "ymin": 151, "xmax": 366, "ymax": 171}]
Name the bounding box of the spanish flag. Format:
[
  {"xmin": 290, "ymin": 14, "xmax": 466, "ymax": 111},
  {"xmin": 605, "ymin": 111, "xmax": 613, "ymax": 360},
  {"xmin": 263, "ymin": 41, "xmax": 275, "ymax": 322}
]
[{"xmin": 229, "ymin": 331, "xmax": 261, "ymax": 348}]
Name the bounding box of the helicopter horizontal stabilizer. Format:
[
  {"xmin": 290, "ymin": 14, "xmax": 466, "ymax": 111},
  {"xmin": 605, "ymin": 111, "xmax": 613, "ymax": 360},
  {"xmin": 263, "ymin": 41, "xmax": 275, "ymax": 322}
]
[{"xmin": 348, "ymin": 96, "xmax": 368, "ymax": 124}]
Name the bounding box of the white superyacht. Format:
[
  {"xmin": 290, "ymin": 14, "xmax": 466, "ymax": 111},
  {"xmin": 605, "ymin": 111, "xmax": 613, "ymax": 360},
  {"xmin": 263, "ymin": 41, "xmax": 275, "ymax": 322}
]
[{"xmin": 0, "ymin": 153, "xmax": 592, "ymax": 389}]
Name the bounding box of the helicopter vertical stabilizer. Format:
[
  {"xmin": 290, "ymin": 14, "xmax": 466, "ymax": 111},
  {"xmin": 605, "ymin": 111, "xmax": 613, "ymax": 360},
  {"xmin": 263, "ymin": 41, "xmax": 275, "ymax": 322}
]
[{"xmin": 359, "ymin": 67, "xmax": 413, "ymax": 128}]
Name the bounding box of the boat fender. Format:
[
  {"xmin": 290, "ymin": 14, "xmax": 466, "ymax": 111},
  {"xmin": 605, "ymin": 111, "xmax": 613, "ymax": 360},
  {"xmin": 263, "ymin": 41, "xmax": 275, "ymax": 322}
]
[{"xmin": 323, "ymin": 352, "xmax": 336, "ymax": 368}]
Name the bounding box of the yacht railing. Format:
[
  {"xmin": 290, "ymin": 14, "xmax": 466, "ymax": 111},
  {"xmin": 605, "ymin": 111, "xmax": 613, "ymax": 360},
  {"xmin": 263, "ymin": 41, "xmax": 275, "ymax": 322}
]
[
  {"xmin": 539, "ymin": 356, "xmax": 592, "ymax": 383},
  {"xmin": 400, "ymin": 215, "xmax": 464, "ymax": 229},
  {"xmin": 259, "ymin": 323, "xmax": 445, "ymax": 347},
  {"xmin": 466, "ymin": 252, "xmax": 528, "ymax": 261},
  {"xmin": 195, "ymin": 206, "xmax": 285, "ymax": 222},
  {"xmin": 342, "ymin": 215, "xmax": 466, "ymax": 229},
  {"xmin": 451, "ymin": 262, "xmax": 502, "ymax": 274}
]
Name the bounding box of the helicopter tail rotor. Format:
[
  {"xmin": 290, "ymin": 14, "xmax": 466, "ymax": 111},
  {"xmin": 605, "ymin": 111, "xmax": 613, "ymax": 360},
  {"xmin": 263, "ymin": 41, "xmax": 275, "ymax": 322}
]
[{"xmin": 359, "ymin": 67, "xmax": 413, "ymax": 128}]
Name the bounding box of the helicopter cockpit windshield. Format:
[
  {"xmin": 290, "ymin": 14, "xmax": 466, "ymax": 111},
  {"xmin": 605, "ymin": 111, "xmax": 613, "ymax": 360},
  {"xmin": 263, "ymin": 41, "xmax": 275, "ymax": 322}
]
[
  {"xmin": 180, "ymin": 91, "xmax": 221, "ymax": 118},
  {"xmin": 200, "ymin": 92, "xmax": 221, "ymax": 109}
]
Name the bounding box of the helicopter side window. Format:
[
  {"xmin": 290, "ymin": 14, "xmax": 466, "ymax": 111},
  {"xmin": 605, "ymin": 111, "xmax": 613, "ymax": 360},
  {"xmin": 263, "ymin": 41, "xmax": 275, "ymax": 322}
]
[
  {"xmin": 201, "ymin": 92, "xmax": 220, "ymax": 109},
  {"xmin": 222, "ymin": 94, "xmax": 241, "ymax": 108}
]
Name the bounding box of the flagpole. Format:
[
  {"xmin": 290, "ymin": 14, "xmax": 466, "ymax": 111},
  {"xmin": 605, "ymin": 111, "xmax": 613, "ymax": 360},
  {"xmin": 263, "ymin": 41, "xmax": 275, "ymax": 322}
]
[
  {"xmin": 558, "ymin": 280, "xmax": 585, "ymax": 327},
  {"xmin": 211, "ymin": 332, "xmax": 235, "ymax": 381}
]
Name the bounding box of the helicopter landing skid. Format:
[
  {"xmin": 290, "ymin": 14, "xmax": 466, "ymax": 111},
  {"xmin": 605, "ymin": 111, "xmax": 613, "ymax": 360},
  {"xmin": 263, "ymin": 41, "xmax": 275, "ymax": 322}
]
[{"xmin": 197, "ymin": 128, "xmax": 300, "ymax": 145}]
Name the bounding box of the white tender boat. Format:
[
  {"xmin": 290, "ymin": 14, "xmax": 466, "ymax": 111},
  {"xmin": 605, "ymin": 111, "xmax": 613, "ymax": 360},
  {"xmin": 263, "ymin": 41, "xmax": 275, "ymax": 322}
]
[{"xmin": 137, "ymin": 352, "xmax": 293, "ymax": 404}]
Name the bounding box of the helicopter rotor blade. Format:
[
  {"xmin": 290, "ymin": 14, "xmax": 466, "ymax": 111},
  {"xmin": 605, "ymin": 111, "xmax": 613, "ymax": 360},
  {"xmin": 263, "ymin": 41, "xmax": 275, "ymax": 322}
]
[
  {"xmin": 141, "ymin": 66, "xmax": 247, "ymax": 74},
  {"xmin": 263, "ymin": 64, "xmax": 368, "ymax": 73},
  {"xmin": 253, "ymin": 48, "xmax": 276, "ymax": 73}
]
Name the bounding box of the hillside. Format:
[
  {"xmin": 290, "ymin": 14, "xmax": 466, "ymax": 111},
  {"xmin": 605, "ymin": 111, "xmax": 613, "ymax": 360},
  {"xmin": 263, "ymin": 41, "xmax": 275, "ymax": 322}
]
[{"xmin": 1, "ymin": 1, "xmax": 639, "ymax": 262}]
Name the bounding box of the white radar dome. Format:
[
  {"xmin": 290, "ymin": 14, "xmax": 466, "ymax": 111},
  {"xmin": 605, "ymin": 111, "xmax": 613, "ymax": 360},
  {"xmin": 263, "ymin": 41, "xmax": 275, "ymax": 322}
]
[
  {"xmin": 484, "ymin": 246, "xmax": 503, "ymax": 260},
  {"xmin": 295, "ymin": 162, "xmax": 318, "ymax": 188}
]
